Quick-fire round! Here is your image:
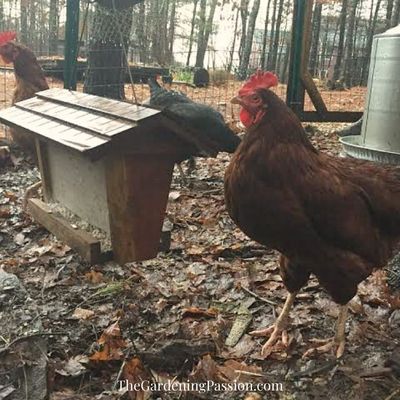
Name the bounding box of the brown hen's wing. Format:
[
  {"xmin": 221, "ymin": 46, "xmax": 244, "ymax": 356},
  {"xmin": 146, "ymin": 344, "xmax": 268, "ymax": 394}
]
[
  {"xmin": 226, "ymin": 168, "xmax": 372, "ymax": 303},
  {"xmin": 298, "ymin": 162, "xmax": 390, "ymax": 267},
  {"xmin": 335, "ymin": 156, "xmax": 400, "ymax": 236}
]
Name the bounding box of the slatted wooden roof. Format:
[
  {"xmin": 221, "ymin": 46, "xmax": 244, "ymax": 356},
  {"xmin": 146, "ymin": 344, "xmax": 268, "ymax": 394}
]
[{"xmin": 0, "ymin": 88, "xmax": 160, "ymax": 156}]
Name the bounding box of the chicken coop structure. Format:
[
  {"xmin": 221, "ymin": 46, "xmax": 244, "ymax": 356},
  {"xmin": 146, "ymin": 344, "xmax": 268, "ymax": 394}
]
[{"xmin": 0, "ymin": 88, "xmax": 220, "ymax": 264}]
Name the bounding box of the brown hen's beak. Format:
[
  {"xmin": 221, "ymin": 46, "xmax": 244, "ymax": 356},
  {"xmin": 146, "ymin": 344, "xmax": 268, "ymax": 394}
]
[{"xmin": 230, "ymin": 96, "xmax": 242, "ymax": 105}]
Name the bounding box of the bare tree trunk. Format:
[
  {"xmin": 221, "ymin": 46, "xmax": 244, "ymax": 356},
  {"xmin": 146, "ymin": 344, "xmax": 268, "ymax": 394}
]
[
  {"xmin": 49, "ymin": 0, "xmax": 59, "ymax": 55},
  {"xmin": 186, "ymin": 0, "xmax": 199, "ymax": 66},
  {"xmin": 84, "ymin": 0, "xmax": 138, "ymax": 99},
  {"xmin": 277, "ymin": 10, "xmax": 288, "ymax": 77},
  {"xmin": 320, "ymin": 10, "xmax": 331, "ymax": 78},
  {"xmin": 269, "ymin": 0, "xmax": 284, "ymax": 71},
  {"xmin": 238, "ymin": 0, "xmax": 261, "ymax": 79},
  {"xmin": 20, "ymin": 0, "xmax": 28, "ymax": 45},
  {"xmin": 361, "ymin": 0, "xmax": 381, "ymax": 85},
  {"xmin": 281, "ymin": 44, "xmax": 290, "ymax": 82},
  {"xmin": 167, "ymin": 0, "xmax": 176, "ymax": 63},
  {"xmin": 150, "ymin": 0, "xmax": 161, "ymax": 63},
  {"xmin": 332, "ymin": 0, "xmax": 348, "ymax": 87},
  {"xmin": 228, "ymin": 5, "xmax": 240, "ymax": 72},
  {"xmin": 195, "ymin": 0, "xmax": 206, "ymax": 66},
  {"xmin": 29, "ymin": 0, "xmax": 36, "ymax": 49},
  {"xmin": 238, "ymin": 0, "xmax": 250, "ymax": 59},
  {"xmin": 342, "ymin": 0, "xmax": 358, "ymax": 87},
  {"xmin": 39, "ymin": 0, "xmax": 44, "ymax": 54},
  {"xmin": 310, "ymin": 2, "xmax": 322, "ymax": 76},
  {"xmin": 352, "ymin": 0, "xmax": 362, "ymax": 84},
  {"xmin": 327, "ymin": 11, "xmax": 340, "ymax": 72},
  {"xmin": 136, "ymin": 1, "xmax": 147, "ymax": 63},
  {"xmin": 260, "ymin": 0, "xmax": 272, "ymax": 69},
  {"xmin": 0, "ymin": 0, "xmax": 4, "ymax": 31},
  {"xmin": 266, "ymin": 0, "xmax": 278, "ymax": 70},
  {"xmin": 391, "ymin": 0, "xmax": 400, "ymax": 27},
  {"xmin": 386, "ymin": 0, "xmax": 394, "ymax": 29},
  {"xmin": 195, "ymin": 0, "xmax": 218, "ymax": 68},
  {"xmin": 159, "ymin": 0, "xmax": 170, "ymax": 65}
]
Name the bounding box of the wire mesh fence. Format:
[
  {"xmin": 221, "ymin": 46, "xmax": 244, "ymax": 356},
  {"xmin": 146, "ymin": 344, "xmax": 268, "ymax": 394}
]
[{"xmin": 0, "ymin": 0, "xmax": 398, "ymax": 130}]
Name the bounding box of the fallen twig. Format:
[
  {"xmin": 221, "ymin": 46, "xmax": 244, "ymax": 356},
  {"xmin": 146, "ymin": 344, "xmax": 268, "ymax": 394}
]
[
  {"xmin": 384, "ymin": 388, "xmax": 400, "ymax": 400},
  {"xmin": 241, "ymin": 285, "xmax": 277, "ymax": 306},
  {"xmin": 359, "ymin": 367, "xmax": 393, "ymax": 378}
]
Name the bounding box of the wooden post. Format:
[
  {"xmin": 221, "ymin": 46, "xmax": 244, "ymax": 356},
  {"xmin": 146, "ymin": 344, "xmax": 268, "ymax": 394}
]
[
  {"xmin": 35, "ymin": 138, "xmax": 52, "ymax": 202},
  {"xmin": 105, "ymin": 153, "xmax": 175, "ymax": 264},
  {"xmin": 287, "ymin": 0, "xmax": 328, "ymax": 116},
  {"xmin": 299, "ymin": 0, "xmax": 328, "ymax": 114}
]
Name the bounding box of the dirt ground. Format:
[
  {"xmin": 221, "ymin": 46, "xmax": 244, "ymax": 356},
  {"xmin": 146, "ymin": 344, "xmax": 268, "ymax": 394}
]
[
  {"xmin": 0, "ymin": 72, "xmax": 399, "ymax": 399},
  {"xmin": 1, "ymin": 115, "xmax": 400, "ymax": 400}
]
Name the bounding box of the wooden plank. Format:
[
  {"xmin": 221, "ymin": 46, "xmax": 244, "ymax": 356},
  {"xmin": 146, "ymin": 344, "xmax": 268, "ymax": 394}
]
[
  {"xmin": 36, "ymin": 88, "xmax": 160, "ymax": 122},
  {"xmin": 301, "ymin": 72, "xmax": 328, "ymax": 114},
  {"xmin": 15, "ymin": 97, "xmax": 135, "ymax": 137},
  {"xmin": 35, "ymin": 139, "xmax": 52, "ymax": 202},
  {"xmin": 299, "ymin": 0, "xmax": 328, "ymax": 115},
  {"xmin": 105, "ymin": 153, "xmax": 175, "ymax": 264},
  {"xmin": 299, "ymin": 111, "xmax": 363, "ymax": 123},
  {"xmin": 27, "ymin": 198, "xmax": 103, "ymax": 264},
  {"xmin": 0, "ymin": 107, "xmax": 110, "ymax": 153}
]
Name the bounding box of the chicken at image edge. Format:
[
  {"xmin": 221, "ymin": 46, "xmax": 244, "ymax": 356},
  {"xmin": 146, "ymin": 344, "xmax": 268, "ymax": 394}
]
[
  {"xmin": 224, "ymin": 70, "xmax": 400, "ymax": 358},
  {"xmin": 0, "ymin": 31, "xmax": 49, "ymax": 159}
]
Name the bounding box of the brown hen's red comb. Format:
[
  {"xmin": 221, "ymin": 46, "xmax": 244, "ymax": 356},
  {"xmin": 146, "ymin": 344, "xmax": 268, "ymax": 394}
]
[
  {"xmin": 0, "ymin": 31, "xmax": 17, "ymax": 46},
  {"xmin": 239, "ymin": 70, "xmax": 278, "ymax": 95}
]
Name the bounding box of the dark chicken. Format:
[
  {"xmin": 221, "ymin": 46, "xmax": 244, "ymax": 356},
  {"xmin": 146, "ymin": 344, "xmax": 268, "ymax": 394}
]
[
  {"xmin": 148, "ymin": 77, "xmax": 240, "ymax": 179},
  {"xmin": 0, "ymin": 31, "xmax": 49, "ymax": 158},
  {"xmin": 224, "ymin": 71, "xmax": 400, "ymax": 358}
]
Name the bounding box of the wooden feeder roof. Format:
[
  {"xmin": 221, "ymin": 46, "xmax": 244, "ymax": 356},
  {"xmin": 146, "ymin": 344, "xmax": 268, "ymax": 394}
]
[{"xmin": 0, "ymin": 88, "xmax": 160, "ymax": 156}]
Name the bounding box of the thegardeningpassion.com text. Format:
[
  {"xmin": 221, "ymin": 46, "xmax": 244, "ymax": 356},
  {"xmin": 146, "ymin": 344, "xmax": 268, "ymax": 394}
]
[{"xmin": 119, "ymin": 379, "xmax": 283, "ymax": 394}]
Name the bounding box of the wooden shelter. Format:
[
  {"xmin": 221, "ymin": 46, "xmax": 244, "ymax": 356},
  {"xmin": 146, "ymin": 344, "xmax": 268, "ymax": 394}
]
[{"xmin": 0, "ymin": 88, "xmax": 216, "ymax": 264}]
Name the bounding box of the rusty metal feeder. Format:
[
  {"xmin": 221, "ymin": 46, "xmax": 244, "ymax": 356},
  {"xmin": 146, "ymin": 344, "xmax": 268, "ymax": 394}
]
[{"xmin": 0, "ymin": 88, "xmax": 215, "ymax": 264}]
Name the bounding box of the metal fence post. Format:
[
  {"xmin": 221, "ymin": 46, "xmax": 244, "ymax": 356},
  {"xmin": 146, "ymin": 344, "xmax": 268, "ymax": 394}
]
[
  {"xmin": 286, "ymin": 0, "xmax": 305, "ymax": 114},
  {"xmin": 64, "ymin": 0, "xmax": 80, "ymax": 90}
]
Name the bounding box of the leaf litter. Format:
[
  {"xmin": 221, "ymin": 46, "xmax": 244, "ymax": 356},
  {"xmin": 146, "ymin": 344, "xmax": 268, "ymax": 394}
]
[{"xmin": 0, "ymin": 127, "xmax": 399, "ymax": 399}]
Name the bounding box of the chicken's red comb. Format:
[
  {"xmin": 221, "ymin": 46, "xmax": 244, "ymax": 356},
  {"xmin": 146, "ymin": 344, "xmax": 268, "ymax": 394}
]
[
  {"xmin": 0, "ymin": 31, "xmax": 17, "ymax": 46},
  {"xmin": 239, "ymin": 70, "xmax": 278, "ymax": 95}
]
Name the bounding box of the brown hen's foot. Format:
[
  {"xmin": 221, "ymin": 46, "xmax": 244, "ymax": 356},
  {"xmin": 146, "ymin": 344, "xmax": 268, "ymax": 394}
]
[
  {"xmin": 303, "ymin": 336, "xmax": 346, "ymax": 358},
  {"xmin": 257, "ymin": 324, "xmax": 289, "ymax": 357},
  {"xmin": 250, "ymin": 292, "xmax": 297, "ymax": 358},
  {"xmin": 303, "ymin": 304, "xmax": 348, "ymax": 359}
]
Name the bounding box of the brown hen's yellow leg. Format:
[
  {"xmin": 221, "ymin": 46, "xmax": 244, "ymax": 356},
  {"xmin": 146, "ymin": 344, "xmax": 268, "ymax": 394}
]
[
  {"xmin": 250, "ymin": 292, "xmax": 297, "ymax": 357},
  {"xmin": 303, "ymin": 304, "xmax": 348, "ymax": 359}
]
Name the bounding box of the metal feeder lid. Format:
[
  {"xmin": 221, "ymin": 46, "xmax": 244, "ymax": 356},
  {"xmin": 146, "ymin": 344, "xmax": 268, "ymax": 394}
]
[
  {"xmin": 340, "ymin": 135, "xmax": 400, "ymax": 165},
  {"xmin": 375, "ymin": 24, "xmax": 400, "ymax": 38}
]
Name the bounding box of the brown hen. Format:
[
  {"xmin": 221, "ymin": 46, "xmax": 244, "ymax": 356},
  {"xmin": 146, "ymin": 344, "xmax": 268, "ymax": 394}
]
[
  {"xmin": 224, "ymin": 71, "xmax": 400, "ymax": 358},
  {"xmin": 0, "ymin": 31, "xmax": 49, "ymax": 159}
]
